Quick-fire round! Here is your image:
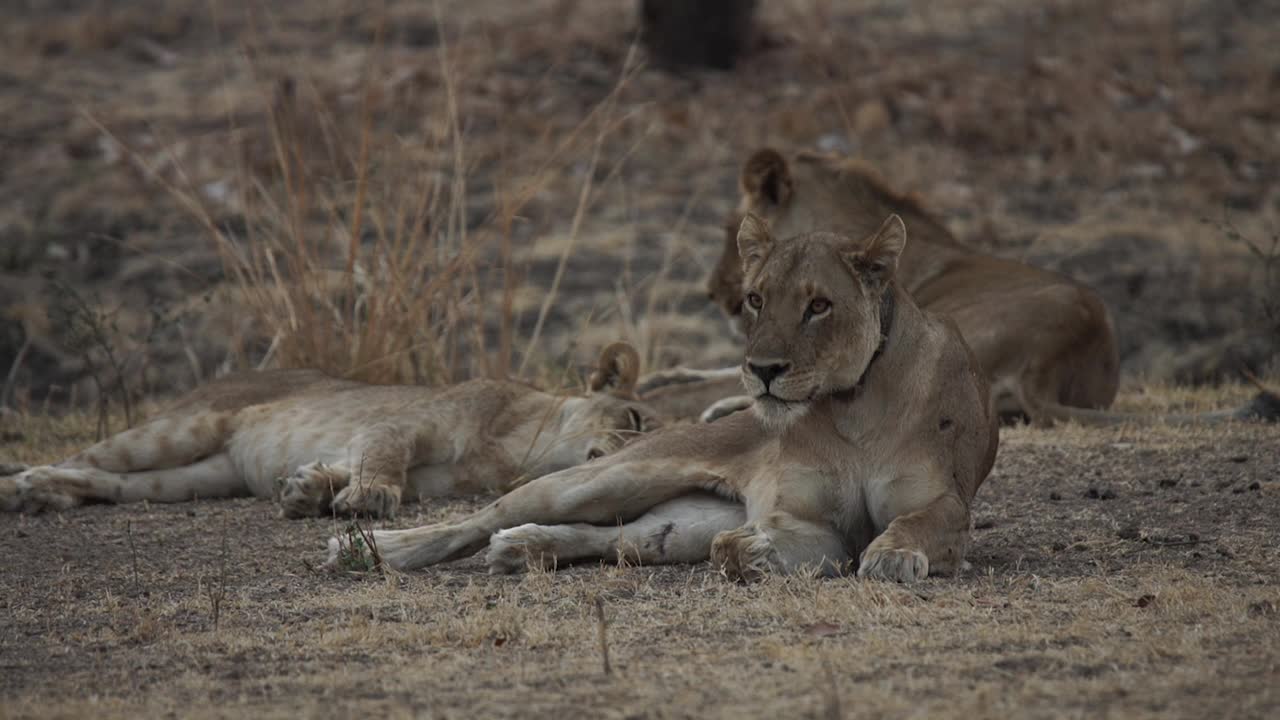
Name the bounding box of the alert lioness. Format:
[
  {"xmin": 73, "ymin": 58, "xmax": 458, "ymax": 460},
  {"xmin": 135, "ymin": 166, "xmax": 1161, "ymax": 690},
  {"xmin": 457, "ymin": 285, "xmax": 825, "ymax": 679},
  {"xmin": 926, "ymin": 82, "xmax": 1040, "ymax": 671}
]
[
  {"xmin": 645, "ymin": 148, "xmax": 1278, "ymax": 426},
  {"xmin": 0, "ymin": 343, "xmax": 660, "ymax": 519},
  {"xmin": 330, "ymin": 215, "xmax": 999, "ymax": 582}
]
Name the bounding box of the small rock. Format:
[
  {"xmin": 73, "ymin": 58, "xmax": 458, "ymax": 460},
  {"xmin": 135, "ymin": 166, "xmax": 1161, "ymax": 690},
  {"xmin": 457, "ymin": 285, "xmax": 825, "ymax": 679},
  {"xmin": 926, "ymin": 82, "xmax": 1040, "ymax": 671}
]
[
  {"xmin": 1049, "ymin": 491, "xmax": 1063, "ymax": 501},
  {"xmin": 1084, "ymin": 487, "xmax": 1116, "ymax": 500},
  {"xmin": 974, "ymin": 519, "xmax": 995, "ymax": 530},
  {"xmin": 1228, "ymin": 455, "xmax": 1249, "ymax": 463},
  {"xmin": 1158, "ymin": 478, "xmax": 1179, "ymax": 488}
]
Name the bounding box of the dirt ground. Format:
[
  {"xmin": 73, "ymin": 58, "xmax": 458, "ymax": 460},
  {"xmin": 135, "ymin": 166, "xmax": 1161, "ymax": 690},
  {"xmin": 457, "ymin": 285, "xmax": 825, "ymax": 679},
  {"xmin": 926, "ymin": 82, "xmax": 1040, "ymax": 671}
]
[
  {"xmin": 3, "ymin": 0, "xmax": 1280, "ymax": 717},
  {"xmin": 1, "ymin": 387, "xmax": 1278, "ymax": 719}
]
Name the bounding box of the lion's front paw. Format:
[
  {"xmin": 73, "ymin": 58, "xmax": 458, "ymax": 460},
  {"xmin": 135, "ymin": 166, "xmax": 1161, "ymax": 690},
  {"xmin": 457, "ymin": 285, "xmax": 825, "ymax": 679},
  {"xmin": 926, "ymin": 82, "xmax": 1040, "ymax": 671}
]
[
  {"xmin": 700, "ymin": 396, "xmax": 753, "ymax": 423},
  {"xmin": 278, "ymin": 462, "xmax": 348, "ymax": 518},
  {"xmin": 485, "ymin": 524, "xmax": 561, "ymax": 574},
  {"xmin": 332, "ymin": 483, "xmax": 401, "ymax": 519},
  {"xmin": 711, "ymin": 525, "xmax": 777, "ymax": 582},
  {"xmin": 858, "ymin": 542, "xmax": 929, "ymax": 583}
]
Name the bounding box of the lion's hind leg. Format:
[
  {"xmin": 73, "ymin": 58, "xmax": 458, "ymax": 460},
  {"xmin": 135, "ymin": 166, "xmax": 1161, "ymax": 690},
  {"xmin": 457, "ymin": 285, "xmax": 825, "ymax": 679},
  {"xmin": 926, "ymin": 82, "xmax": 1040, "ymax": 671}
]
[
  {"xmin": 62, "ymin": 410, "xmax": 236, "ymax": 474},
  {"xmin": 6, "ymin": 453, "xmax": 243, "ymax": 513},
  {"xmin": 2, "ymin": 410, "xmax": 240, "ymax": 513},
  {"xmin": 485, "ymin": 492, "xmax": 744, "ymax": 574}
]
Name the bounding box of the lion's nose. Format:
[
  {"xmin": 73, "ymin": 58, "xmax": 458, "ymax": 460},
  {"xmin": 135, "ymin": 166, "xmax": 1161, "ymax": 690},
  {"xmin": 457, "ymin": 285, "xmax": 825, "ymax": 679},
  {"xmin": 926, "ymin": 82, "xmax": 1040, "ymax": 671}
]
[{"xmin": 747, "ymin": 360, "xmax": 790, "ymax": 388}]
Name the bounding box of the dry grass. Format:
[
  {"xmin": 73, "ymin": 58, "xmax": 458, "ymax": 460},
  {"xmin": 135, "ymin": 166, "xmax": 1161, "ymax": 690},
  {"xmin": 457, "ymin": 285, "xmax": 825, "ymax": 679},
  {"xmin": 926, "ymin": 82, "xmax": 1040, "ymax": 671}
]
[
  {"xmin": 2, "ymin": 386, "xmax": 1279, "ymax": 718},
  {"xmin": 5, "ymin": 0, "xmax": 1277, "ymax": 408}
]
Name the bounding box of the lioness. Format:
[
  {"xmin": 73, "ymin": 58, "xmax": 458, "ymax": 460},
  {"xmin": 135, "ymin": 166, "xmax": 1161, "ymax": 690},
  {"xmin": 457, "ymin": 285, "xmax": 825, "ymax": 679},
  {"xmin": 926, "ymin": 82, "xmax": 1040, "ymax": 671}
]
[
  {"xmin": 0, "ymin": 343, "xmax": 660, "ymax": 518},
  {"xmin": 329, "ymin": 215, "xmax": 999, "ymax": 583},
  {"xmin": 645, "ymin": 148, "xmax": 1278, "ymax": 426}
]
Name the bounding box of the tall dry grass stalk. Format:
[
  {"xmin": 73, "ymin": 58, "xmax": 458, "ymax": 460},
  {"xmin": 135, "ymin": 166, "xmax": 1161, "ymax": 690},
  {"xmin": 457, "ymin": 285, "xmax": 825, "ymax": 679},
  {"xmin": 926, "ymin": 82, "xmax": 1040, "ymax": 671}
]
[
  {"xmin": 200, "ymin": 13, "xmax": 640, "ymax": 387},
  {"xmin": 211, "ymin": 24, "xmax": 497, "ymax": 386}
]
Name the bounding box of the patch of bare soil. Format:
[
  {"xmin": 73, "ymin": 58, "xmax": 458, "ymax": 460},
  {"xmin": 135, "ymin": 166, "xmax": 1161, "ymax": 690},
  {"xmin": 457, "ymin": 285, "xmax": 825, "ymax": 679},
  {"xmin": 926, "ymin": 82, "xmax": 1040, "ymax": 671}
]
[{"xmin": 1, "ymin": 390, "xmax": 1278, "ymax": 718}]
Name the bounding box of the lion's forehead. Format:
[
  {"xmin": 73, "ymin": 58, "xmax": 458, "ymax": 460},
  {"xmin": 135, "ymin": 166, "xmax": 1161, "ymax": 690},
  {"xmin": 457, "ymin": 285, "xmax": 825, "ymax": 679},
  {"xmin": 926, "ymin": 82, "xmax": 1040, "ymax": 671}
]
[{"xmin": 754, "ymin": 240, "xmax": 852, "ymax": 297}]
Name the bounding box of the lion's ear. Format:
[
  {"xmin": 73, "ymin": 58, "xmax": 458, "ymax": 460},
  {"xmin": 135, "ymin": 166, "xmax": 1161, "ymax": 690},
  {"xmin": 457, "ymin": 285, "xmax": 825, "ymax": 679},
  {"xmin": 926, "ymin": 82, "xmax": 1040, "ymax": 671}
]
[
  {"xmin": 736, "ymin": 213, "xmax": 775, "ymax": 274},
  {"xmin": 845, "ymin": 214, "xmax": 906, "ymax": 285},
  {"xmin": 588, "ymin": 342, "xmax": 640, "ymax": 396},
  {"xmin": 741, "ymin": 148, "xmax": 792, "ymax": 207}
]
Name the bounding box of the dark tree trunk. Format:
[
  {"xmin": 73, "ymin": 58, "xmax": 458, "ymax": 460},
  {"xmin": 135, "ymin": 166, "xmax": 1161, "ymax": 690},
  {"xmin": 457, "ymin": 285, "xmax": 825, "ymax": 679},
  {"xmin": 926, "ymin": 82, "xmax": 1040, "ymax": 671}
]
[{"xmin": 639, "ymin": 0, "xmax": 758, "ymax": 70}]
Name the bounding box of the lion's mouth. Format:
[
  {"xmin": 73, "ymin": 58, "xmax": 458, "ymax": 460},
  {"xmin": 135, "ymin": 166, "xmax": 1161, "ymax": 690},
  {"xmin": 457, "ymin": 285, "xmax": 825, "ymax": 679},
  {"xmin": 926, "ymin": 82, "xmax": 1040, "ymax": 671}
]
[{"xmin": 756, "ymin": 392, "xmax": 804, "ymax": 408}]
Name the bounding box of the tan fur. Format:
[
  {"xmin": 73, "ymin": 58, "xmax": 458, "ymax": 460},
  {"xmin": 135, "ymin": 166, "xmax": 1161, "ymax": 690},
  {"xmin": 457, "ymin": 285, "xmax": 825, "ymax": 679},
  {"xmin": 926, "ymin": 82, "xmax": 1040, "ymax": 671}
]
[
  {"xmin": 0, "ymin": 344, "xmax": 661, "ymax": 519},
  {"xmin": 336, "ymin": 218, "xmax": 999, "ymax": 583},
  {"xmin": 674, "ymin": 148, "xmax": 1280, "ymax": 426},
  {"xmin": 689, "ymin": 148, "xmax": 1116, "ymax": 426}
]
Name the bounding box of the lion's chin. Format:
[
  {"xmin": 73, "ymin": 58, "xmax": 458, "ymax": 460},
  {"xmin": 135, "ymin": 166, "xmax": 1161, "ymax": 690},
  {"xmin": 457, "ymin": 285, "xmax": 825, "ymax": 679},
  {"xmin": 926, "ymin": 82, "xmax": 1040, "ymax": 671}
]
[{"xmin": 751, "ymin": 395, "xmax": 809, "ymax": 429}]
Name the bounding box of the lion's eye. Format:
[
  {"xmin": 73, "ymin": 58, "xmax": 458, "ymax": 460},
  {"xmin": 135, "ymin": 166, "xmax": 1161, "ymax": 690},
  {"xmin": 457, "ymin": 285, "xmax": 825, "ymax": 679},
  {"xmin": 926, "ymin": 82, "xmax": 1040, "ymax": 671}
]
[
  {"xmin": 808, "ymin": 297, "xmax": 831, "ymax": 316},
  {"xmin": 746, "ymin": 292, "xmax": 764, "ymax": 311}
]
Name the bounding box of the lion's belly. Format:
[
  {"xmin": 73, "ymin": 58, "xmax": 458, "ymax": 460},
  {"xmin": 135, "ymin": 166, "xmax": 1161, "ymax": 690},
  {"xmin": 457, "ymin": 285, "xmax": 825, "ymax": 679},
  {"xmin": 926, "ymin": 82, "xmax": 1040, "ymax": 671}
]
[
  {"xmin": 225, "ymin": 422, "xmax": 351, "ymax": 497},
  {"xmin": 406, "ymin": 464, "xmax": 461, "ymax": 499}
]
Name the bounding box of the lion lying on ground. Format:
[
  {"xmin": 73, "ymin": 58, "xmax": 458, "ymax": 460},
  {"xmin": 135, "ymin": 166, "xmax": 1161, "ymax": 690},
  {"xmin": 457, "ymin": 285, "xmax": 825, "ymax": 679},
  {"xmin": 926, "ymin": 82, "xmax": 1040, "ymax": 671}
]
[
  {"xmin": 641, "ymin": 148, "xmax": 1278, "ymax": 426},
  {"xmin": 329, "ymin": 214, "xmax": 999, "ymax": 583},
  {"xmin": 0, "ymin": 343, "xmax": 660, "ymax": 518}
]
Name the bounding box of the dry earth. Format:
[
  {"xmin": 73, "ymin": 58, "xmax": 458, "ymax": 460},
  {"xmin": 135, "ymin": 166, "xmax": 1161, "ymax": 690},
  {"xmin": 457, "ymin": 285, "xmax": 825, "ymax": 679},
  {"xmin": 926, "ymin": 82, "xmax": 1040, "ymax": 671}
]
[{"xmin": 1, "ymin": 387, "xmax": 1279, "ymax": 719}]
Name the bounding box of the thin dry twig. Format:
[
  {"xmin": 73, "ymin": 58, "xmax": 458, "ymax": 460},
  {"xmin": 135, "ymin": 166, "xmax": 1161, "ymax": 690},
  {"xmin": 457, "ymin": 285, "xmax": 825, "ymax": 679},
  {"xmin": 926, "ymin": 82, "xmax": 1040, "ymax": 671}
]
[
  {"xmin": 205, "ymin": 515, "xmax": 230, "ymax": 631},
  {"xmin": 126, "ymin": 520, "xmax": 141, "ymax": 595},
  {"xmin": 594, "ymin": 595, "xmax": 612, "ymax": 676}
]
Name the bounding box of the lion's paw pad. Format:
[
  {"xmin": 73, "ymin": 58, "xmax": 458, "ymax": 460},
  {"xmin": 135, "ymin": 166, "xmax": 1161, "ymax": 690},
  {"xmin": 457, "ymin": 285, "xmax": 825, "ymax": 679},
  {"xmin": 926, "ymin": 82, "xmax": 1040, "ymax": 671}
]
[
  {"xmin": 858, "ymin": 547, "xmax": 929, "ymax": 583},
  {"xmin": 486, "ymin": 525, "xmax": 559, "ymax": 574},
  {"xmin": 711, "ymin": 526, "xmax": 776, "ymax": 583},
  {"xmin": 333, "ymin": 484, "xmax": 400, "ymax": 519}
]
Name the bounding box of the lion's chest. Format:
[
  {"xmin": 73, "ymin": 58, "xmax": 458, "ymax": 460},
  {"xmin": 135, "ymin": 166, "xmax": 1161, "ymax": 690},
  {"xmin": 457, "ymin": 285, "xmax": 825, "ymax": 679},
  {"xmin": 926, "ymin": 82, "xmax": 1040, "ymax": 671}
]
[{"xmin": 759, "ymin": 435, "xmax": 923, "ymax": 541}]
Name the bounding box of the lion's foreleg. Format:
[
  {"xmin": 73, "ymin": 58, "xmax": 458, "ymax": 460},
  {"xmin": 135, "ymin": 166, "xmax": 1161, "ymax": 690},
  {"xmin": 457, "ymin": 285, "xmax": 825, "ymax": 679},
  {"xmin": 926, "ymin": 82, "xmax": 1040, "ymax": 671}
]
[
  {"xmin": 858, "ymin": 492, "xmax": 970, "ymax": 583},
  {"xmin": 711, "ymin": 511, "xmax": 850, "ymax": 581},
  {"xmin": 330, "ymin": 423, "xmax": 413, "ymax": 519}
]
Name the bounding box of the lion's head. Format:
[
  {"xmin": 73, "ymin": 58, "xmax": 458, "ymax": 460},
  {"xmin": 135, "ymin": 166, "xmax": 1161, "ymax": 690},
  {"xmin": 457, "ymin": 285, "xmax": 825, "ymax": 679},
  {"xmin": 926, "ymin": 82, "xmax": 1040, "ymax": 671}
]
[
  {"xmin": 569, "ymin": 342, "xmax": 663, "ymax": 462},
  {"xmin": 735, "ymin": 212, "xmax": 905, "ymax": 427},
  {"xmin": 709, "ymin": 148, "xmax": 942, "ymax": 336}
]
